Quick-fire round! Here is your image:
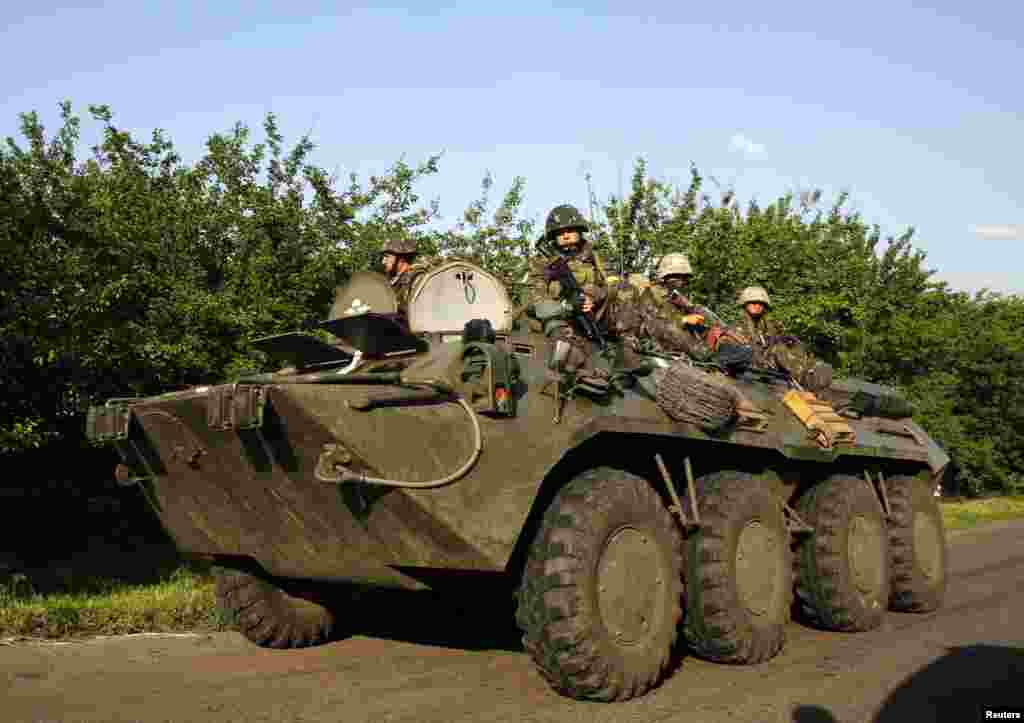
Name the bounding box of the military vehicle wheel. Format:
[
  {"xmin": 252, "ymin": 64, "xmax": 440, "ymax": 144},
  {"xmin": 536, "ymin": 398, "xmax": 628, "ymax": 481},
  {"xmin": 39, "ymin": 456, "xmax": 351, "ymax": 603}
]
[
  {"xmin": 885, "ymin": 474, "xmax": 948, "ymax": 612},
  {"xmin": 682, "ymin": 471, "xmax": 792, "ymax": 663},
  {"xmin": 515, "ymin": 467, "xmax": 683, "ymax": 701},
  {"xmin": 795, "ymin": 475, "xmax": 890, "ymax": 631},
  {"xmin": 215, "ymin": 567, "xmax": 338, "ymax": 648}
]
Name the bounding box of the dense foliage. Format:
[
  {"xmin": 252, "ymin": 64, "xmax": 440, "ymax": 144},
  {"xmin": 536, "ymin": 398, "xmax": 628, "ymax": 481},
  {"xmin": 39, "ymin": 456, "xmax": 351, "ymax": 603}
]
[{"xmin": 2, "ymin": 104, "xmax": 1021, "ymax": 496}]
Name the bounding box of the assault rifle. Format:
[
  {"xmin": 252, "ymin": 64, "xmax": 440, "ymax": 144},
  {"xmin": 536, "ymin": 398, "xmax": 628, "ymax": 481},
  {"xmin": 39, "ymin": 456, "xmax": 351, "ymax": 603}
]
[
  {"xmin": 543, "ymin": 255, "xmax": 607, "ymax": 350},
  {"xmin": 666, "ymin": 289, "xmax": 724, "ymax": 328},
  {"xmin": 763, "ymin": 334, "xmax": 801, "ymax": 346}
]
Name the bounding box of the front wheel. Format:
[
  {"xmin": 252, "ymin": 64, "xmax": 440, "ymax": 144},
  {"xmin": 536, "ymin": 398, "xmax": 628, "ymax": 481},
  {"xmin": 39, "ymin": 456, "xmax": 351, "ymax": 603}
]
[
  {"xmin": 515, "ymin": 467, "xmax": 684, "ymax": 702},
  {"xmin": 215, "ymin": 567, "xmax": 340, "ymax": 648}
]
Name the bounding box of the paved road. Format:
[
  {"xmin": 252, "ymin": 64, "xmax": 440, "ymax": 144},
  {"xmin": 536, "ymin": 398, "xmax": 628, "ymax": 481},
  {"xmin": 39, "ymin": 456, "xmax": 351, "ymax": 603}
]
[{"xmin": 3, "ymin": 521, "xmax": 1024, "ymax": 723}]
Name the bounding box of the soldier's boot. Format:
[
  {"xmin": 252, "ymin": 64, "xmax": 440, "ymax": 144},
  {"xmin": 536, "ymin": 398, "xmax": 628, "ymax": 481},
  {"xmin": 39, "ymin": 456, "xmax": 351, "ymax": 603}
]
[
  {"xmin": 581, "ymin": 354, "xmax": 610, "ymax": 391},
  {"xmin": 573, "ymin": 340, "xmax": 614, "ymax": 393}
]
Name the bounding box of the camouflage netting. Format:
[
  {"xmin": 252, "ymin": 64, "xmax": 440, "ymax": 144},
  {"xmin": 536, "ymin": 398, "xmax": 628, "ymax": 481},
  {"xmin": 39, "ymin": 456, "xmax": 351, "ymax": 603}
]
[{"xmin": 655, "ymin": 362, "xmax": 741, "ymax": 431}]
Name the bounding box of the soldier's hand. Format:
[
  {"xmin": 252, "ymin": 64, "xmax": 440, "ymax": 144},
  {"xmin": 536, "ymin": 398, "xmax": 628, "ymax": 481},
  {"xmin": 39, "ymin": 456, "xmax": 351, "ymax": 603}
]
[
  {"xmin": 682, "ymin": 313, "xmax": 705, "ymax": 326},
  {"xmin": 582, "ymin": 295, "xmax": 594, "ymax": 313}
]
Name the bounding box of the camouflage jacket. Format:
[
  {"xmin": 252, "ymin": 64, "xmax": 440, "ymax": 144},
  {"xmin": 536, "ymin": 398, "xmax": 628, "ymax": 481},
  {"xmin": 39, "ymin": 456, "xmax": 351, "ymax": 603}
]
[
  {"xmin": 734, "ymin": 312, "xmax": 821, "ymax": 376},
  {"xmin": 526, "ymin": 241, "xmax": 609, "ymax": 312},
  {"xmin": 736, "ymin": 314, "xmax": 783, "ymax": 347},
  {"xmin": 639, "ymin": 285, "xmax": 717, "ymax": 362},
  {"xmin": 390, "ymin": 258, "xmax": 435, "ymax": 319},
  {"xmin": 602, "ymin": 280, "xmax": 715, "ymax": 362}
]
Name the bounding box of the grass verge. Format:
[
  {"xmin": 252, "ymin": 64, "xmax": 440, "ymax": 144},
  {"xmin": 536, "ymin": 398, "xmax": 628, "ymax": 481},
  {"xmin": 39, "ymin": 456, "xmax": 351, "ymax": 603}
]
[
  {"xmin": 3, "ymin": 496, "xmax": 1024, "ymax": 641},
  {"xmin": 0, "ymin": 566, "xmax": 228, "ymax": 640},
  {"xmin": 941, "ymin": 495, "xmax": 1024, "ymax": 531}
]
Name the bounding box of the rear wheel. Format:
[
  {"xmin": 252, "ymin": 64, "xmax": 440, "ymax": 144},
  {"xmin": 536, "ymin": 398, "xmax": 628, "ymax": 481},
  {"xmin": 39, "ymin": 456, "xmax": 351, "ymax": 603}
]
[
  {"xmin": 215, "ymin": 567, "xmax": 339, "ymax": 648},
  {"xmin": 682, "ymin": 471, "xmax": 792, "ymax": 663},
  {"xmin": 795, "ymin": 475, "xmax": 890, "ymax": 631},
  {"xmin": 515, "ymin": 467, "xmax": 684, "ymax": 701},
  {"xmin": 885, "ymin": 473, "xmax": 948, "ymax": 612}
]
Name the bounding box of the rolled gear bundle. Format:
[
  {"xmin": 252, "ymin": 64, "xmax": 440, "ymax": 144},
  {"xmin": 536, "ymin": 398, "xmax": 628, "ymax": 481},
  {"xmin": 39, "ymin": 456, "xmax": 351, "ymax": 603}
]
[{"xmin": 656, "ymin": 361, "xmax": 741, "ymax": 431}]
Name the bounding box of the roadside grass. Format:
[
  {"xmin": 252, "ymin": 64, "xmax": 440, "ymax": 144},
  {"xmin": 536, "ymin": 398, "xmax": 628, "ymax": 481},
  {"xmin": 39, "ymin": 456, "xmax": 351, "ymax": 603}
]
[
  {"xmin": 0, "ymin": 562, "xmax": 228, "ymax": 640},
  {"xmin": 941, "ymin": 494, "xmax": 1024, "ymax": 531},
  {"xmin": 3, "ymin": 495, "xmax": 1024, "ymax": 641},
  {"xmin": 0, "ymin": 533, "xmax": 231, "ymax": 640}
]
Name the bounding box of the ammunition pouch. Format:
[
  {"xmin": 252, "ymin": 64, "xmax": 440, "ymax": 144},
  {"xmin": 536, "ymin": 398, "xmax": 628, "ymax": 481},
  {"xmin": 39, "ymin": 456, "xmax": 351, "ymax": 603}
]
[
  {"xmin": 532, "ymin": 300, "xmax": 571, "ymax": 338},
  {"xmin": 532, "ymin": 299, "xmax": 565, "ymax": 323}
]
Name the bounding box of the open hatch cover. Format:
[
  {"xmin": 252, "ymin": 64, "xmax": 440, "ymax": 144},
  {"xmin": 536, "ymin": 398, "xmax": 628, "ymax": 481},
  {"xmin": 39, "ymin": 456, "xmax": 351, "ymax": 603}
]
[
  {"xmin": 249, "ymin": 332, "xmax": 353, "ymax": 370},
  {"xmin": 318, "ymin": 314, "xmax": 421, "ymax": 358}
]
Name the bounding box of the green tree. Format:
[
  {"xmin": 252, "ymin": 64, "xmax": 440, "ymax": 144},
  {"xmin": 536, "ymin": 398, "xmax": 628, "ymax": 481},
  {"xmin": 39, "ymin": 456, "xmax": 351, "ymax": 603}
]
[{"xmin": 0, "ymin": 102, "xmax": 442, "ymax": 454}]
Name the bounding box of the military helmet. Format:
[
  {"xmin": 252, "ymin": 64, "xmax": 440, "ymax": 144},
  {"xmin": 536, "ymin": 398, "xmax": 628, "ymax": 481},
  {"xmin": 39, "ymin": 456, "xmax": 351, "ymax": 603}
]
[
  {"xmin": 738, "ymin": 285, "xmax": 771, "ymax": 307},
  {"xmin": 655, "ymin": 253, "xmax": 693, "ymax": 281},
  {"xmin": 381, "ymin": 238, "xmax": 418, "ymax": 256},
  {"xmin": 544, "ymin": 204, "xmax": 589, "ymax": 240}
]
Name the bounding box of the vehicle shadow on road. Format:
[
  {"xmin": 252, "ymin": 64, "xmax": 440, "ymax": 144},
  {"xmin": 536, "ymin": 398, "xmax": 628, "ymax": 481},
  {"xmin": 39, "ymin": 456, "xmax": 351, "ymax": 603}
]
[
  {"xmin": 792, "ymin": 644, "xmax": 1024, "ymax": 723},
  {"xmin": 872, "ymin": 644, "xmax": 1024, "ymax": 722},
  {"xmin": 337, "ymin": 575, "xmax": 524, "ymax": 653}
]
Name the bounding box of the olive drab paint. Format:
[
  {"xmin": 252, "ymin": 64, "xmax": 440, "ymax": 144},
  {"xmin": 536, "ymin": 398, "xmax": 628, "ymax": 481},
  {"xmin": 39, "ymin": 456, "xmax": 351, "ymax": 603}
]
[{"xmin": 84, "ymin": 256, "xmax": 950, "ymax": 704}]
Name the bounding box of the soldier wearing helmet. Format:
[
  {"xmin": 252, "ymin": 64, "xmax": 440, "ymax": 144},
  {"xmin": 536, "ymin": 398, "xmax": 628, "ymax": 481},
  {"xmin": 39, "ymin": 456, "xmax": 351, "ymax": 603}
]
[
  {"xmin": 631, "ymin": 253, "xmax": 727, "ymax": 363},
  {"xmin": 380, "ymin": 237, "xmax": 433, "ymax": 321},
  {"xmin": 526, "ymin": 204, "xmax": 612, "ymax": 385},
  {"xmin": 737, "ymin": 285, "xmax": 833, "ymax": 392}
]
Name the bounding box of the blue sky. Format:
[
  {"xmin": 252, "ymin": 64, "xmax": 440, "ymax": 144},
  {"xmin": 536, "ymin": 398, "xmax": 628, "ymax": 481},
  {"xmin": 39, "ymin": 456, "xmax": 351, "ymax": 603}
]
[{"xmin": 3, "ymin": 1, "xmax": 1021, "ymax": 295}]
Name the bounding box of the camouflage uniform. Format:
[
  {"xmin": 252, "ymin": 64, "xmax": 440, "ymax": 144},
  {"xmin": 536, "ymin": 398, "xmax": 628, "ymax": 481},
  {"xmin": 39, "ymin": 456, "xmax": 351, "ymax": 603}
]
[
  {"xmin": 736, "ymin": 286, "xmax": 832, "ymax": 391},
  {"xmin": 637, "ymin": 285, "xmax": 717, "ymax": 362},
  {"xmin": 381, "ymin": 238, "xmax": 432, "ymax": 320},
  {"xmin": 605, "ymin": 254, "xmax": 718, "ymax": 363},
  {"xmin": 526, "ymin": 205, "xmax": 611, "ymax": 380}
]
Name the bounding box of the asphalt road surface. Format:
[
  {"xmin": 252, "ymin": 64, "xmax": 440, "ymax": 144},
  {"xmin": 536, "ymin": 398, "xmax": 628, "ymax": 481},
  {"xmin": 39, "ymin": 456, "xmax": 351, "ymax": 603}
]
[{"xmin": 3, "ymin": 520, "xmax": 1023, "ymax": 723}]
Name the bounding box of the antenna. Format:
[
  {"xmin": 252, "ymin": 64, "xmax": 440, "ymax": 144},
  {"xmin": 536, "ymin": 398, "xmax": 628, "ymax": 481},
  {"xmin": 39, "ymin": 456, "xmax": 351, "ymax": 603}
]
[
  {"xmin": 618, "ymin": 157, "xmax": 625, "ymax": 277},
  {"xmin": 584, "ymin": 170, "xmax": 597, "ymax": 228}
]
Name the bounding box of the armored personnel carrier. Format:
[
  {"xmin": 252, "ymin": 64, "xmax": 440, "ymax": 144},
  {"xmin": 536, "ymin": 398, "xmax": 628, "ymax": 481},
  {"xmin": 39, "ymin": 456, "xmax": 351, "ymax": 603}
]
[{"xmin": 86, "ymin": 260, "xmax": 949, "ymax": 702}]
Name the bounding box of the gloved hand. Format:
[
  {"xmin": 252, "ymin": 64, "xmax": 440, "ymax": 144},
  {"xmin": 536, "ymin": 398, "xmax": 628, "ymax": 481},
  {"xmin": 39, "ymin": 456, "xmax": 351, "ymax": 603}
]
[{"xmin": 767, "ymin": 334, "xmax": 800, "ymax": 346}]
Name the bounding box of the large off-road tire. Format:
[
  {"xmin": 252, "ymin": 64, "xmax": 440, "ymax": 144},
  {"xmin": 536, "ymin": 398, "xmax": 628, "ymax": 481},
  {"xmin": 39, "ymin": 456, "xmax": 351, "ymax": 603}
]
[
  {"xmin": 214, "ymin": 567, "xmax": 338, "ymax": 649},
  {"xmin": 515, "ymin": 467, "xmax": 684, "ymax": 701},
  {"xmin": 795, "ymin": 475, "xmax": 890, "ymax": 632},
  {"xmin": 885, "ymin": 473, "xmax": 948, "ymax": 612},
  {"xmin": 682, "ymin": 471, "xmax": 792, "ymax": 664}
]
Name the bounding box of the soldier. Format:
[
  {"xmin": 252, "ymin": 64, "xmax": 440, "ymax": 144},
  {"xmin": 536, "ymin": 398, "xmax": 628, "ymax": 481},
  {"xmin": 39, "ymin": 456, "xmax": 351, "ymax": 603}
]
[
  {"xmin": 526, "ymin": 204, "xmax": 612, "ymax": 385},
  {"xmin": 636, "ymin": 253, "xmax": 722, "ymax": 363},
  {"xmin": 603, "ymin": 253, "xmax": 750, "ymax": 371},
  {"xmin": 736, "ymin": 285, "xmax": 833, "ymax": 391},
  {"xmin": 380, "ymin": 238, "xmax": 432, "ymax": 322}
]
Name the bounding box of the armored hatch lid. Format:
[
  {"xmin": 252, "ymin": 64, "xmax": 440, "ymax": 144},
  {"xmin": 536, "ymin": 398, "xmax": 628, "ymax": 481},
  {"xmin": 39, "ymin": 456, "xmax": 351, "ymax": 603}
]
[
  {"xmin": 322, "ymin": 271, "xmax": 421, "ymax": 357},
  {"xmin": 328, "ymin": 271, "xmax": 398, "ymax": 320},
  {"xmin": 406, "ymin": 261, "xmax": 513, "ymax": 334},
  {"xmin": 318, "ymin": 313, "xmax": 421, "ymax": 358},
  {"xmin": 249, "ymin": 332, "xmax": 353, "ymax": 370}
]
